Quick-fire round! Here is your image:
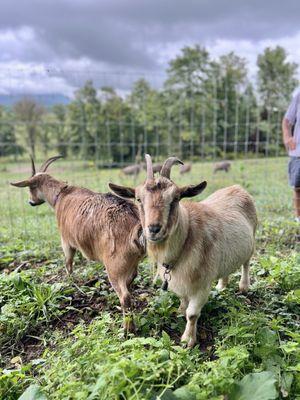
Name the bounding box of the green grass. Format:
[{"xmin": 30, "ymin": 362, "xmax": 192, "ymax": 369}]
[{"xmin": 0, "ymin": 157, "xmax": 299, "ymax": 399}]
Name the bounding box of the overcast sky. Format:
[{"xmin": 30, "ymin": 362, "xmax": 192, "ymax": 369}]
[{"xmin": 0, "ymin": 0, "xmax": 299, "ymax": 96}]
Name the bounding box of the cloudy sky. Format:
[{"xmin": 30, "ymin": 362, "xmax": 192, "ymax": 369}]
[{"xmin": 0, "ymin": 0, "xmax": 299, "ymax": 97}]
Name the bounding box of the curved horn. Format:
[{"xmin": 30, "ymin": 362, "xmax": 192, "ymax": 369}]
[
  {"xmin": 145, "ymin": 154, "xmax": 154, "ymax": 180},
  {"xmin": 30, "ymin": 155, "xmax": 36, "ymax": 176},
  {"xmin": 160, "ymin": 157, "xmax": 184, "ymax": 179},
  {"xmin": 39, "ymin": 155, "xmax": 63, "ymax": 172}
]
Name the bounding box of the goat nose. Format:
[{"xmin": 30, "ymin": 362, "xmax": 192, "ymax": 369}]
[{"xmin": 148, "ymin": 224, "xmax": 162, "ymax": 234}]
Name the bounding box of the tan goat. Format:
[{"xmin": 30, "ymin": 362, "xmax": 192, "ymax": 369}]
[
  {"xmin": 213, "ymin": 160, "xmax": 231, "ymax": 173},
  {"xmin": 109, "ymin": 154, "xmax": 257, "ymax": 347},
  {"xmin": 10, "ymin": 156, "xmax": 145, "ymax": 333}
]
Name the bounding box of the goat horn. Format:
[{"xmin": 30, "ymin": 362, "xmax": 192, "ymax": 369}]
[
  {"xmin": 145, "ymin": 154, "xmax": 154, "ymax": 180},
  {"xmin": 160, "ymin": 157, "xmax": 184, "ymax": 179},
  {"xmin": 30, "ymin": 155, "xmax": 36, "ymax": 176},
  {"xmin": 39, "ymin": 155, "xmax": 63, "ymax": 173}
]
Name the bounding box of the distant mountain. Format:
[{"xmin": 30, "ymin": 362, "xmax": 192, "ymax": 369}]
[{"xmin": 0, "ymin": 93, "xmax": 71, "ymax": 108}]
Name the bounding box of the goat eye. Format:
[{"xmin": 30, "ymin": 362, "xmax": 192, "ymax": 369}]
[{"xmin": 136, "ymin": 198, "xmax": 141, "ymax": 203}]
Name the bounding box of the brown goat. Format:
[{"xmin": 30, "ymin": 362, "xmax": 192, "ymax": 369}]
[
  {"xmin": 122, "ymin": 163, "xmax": 142, "ymax": 176},
  {"xmin": 10, "ymin": 156, "xmax": 145, "ymax": 333},
  {"xmin": 180, "ymin": 162, "xmax": 192, "ymax": 174},
  {"xmin": 152, "ymin": 162, "xmax": 163, "ymax": 174},
  {"xmin": 109, "ymin": 155, "xmax": 257, "ymax": 347},
  {"xmin": 213, "ymin": 161, "xmax": 231, "ymax": 173}
]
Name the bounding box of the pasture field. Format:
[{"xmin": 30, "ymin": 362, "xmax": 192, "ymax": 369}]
[{"xmin": 0, "ymin": 157, "xmax": 299, "ymax": 399}]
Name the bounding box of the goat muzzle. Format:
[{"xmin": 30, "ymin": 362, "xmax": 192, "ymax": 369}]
[{"xmin": 29, "ymin": 199, "xmax": 45, "ymax": 207}]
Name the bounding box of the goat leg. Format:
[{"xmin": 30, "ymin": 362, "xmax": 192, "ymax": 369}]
[
  {"xmin": 216, "ymin": 276, "xmax": 229, "ymax": 291},
  {"xmin": 61, "ymin": 239, "xmax": 75, "ymax": 275},
  {"xmin": 181, "ymin": 288, "xmax": 210, "ymax": 348},
  {"xmin": 178, "ymin": 297, "xmax": 188, "ymax": 316},
  {"xmin": 107, "ymin": 267, "xmax": 136, "ymax": 335},
  {"xmin": 239, "ymin": 261, "xmax": 250, "ymax": 293}
]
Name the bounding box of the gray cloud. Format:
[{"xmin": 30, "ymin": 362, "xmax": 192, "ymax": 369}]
[
  {"xmin": 1, "ymin": 0, "xmax": 300, "ymax": 68},
  {"xmin": 0, "ymin": 0, "xmax": 299, "ymax": 95}
]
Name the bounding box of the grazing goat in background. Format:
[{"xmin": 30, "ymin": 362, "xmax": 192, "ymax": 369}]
[
  {"xmin": 213, "ymin": 160, "xmax": 231, "ymax": 173},
  {"xmin": 180, "ymin": 162, "xmax": 192, "ymax": 175},
  {"xmin": 109, "ymin": 154, "xmax": 257, "ymax": 347},
  {"xmin": 152, "ymin": 162, "xmax": 163, "ymax": 174},
  {"xmin": 122, "ymin": 163, "xmax": 143, "ymax": 176},
  {"xmin": 10, "ymin": 156, "xmax": 145, "ymax": 333}
]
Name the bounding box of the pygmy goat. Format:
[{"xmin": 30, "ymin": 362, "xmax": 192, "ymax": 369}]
[
  {"xmin": 214, "ymin": 161, "xmax": 231, "ymax": 173},
  {"xmin": 109, "ymin": 154, "xmax": 257, "ymax": 347},
  {"xmin": 10, "ymin": 156, "xmax": 145, "ymax": 332}
]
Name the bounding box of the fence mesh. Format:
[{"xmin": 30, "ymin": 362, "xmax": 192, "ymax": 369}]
[{"xmin": 0, "ymin": 68, "xmax": 294, "ymax": 243}]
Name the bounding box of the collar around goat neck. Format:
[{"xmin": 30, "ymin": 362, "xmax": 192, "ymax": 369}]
[
  {"xmin": 161, "ymin": 231, "xmax": 190, "ymax": 291},
  {"xmin": 53, "ymin": 184, "xmax": 68, "ymax": 207}
]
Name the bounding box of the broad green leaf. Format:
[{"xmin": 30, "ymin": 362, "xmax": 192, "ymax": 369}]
[
  {"xmin": 173, "ymin": 386, "xmax": 197, "ymax": 400},
  {"xmin": 229, "ymin": 371, "xmax": 278, "ymax": 400},
  {"xmin": 18, "ymin": 384, "xmax": 47, "ymax": 400},
  {"xmin": 159, "ymin": 389, "xmax": 178, "ymax": 400}
]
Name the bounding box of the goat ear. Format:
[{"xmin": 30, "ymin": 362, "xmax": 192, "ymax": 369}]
[
  {"xmin": 109, "ymin": 183, "xmax": 135, "ymax": 199},
  {"xmin": 10, "ymin": 180, "xmax": 30, "ymax": 188},
  {"xmin": 179, "ymin": 181, "xmax": 207, "ymax": 199}
]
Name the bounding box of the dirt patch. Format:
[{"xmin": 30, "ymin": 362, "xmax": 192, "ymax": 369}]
[{"xmin": 2, "ymin": 290, "xmax": 109, "ymax": 367}]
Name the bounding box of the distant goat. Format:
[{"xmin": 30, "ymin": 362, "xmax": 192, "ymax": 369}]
[
  {"xmin": 214, "ymin": 161, "xmax": 231, "ymax": 173},
  {"xmin": 180, "ymin": 162, "xmax": 192, "ymax": 175},
  {"xmin": 10, "ymin": 156, "xmax": 145, "ymax": 333},
  {"xmin": 152, "ymin": 162, "xmax": 163, "ymax": 174},
  {"xmin": 122, "ymin": 164, "xmax": 142, "ymax": 176},
  {"xmin": 109, "ymin": 155, "xmax": 257, "ymax": 347}
]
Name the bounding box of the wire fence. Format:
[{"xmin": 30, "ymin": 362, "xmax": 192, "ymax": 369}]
[{"xmin": 0, "ymin": 69, "xmax": 294, "ymax": 243}]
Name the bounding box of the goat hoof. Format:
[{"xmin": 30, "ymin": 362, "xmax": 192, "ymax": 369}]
[
  {"xmin": 181, "ymin": 335, "xmax": 196, "ymax": 349},
  {"xmin": 187, "ymin": 339, "xmax": 196, "ymax": 348},
  {"xmin": 238, "ymin": 284, "xmax": 249, "ymax": 294}
]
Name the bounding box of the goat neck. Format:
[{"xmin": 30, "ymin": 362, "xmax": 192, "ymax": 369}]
[
  {"xmin": 38, "ymin": 174, "xmax": 68, "ymax": 208},
  {"xmin": 148, "ymin": 204, "xmax": 190, "ymax": 268}
]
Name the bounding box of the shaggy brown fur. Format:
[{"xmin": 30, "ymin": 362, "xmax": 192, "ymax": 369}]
[{"xmin": 10, "ymin": 157, "xmax": 145, "ymax": 333}]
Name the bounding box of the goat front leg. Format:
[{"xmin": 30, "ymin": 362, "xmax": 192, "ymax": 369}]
[
  {"xmin": 61, "ymin": 239, "xmax": 76, "ymax": 275},
  {"xmin": 239, "ymin": 261, "xmax": 250, "ymax": 293},
  {"xmin": 181, "ymin": 288, "xmax": 210, "ymax": 348},
  {"xmin": 115, "ymin": 280, "xmax": 135, "ymax": 335},
  {"xmin": 178, "ymin": 296, "xmax": 188, "ymax": 316},
  {"xmin": 106, "ymin": 262, "xmax": 137, "ymax": 335},
  {"xmin": 216, "ymin": 276, "xmax": 229, "ymax": 291}
]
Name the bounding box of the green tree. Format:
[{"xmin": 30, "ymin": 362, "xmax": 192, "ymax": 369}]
[
  {"xmin": 257, "ymin": 46, "xmax": 298, "ymax": 109},
  {"xmin": 52, "ymin": 104, "xmax": 67, "ymax": 156},
  {"xmin": 13, "ymin": 97, "xmax": 45, "ymax": 159},
  {"xmin": 100, "ymin": 87, "xmax": 132, "ymax": 164},
  {"xmin": 66, "ymin": 80, "xmax": 100, "ymax": 159},
  {"xmin": 0, "ymin": 106, "xmax": 21, "ymax": 158},
  {"xmin": 128, "ymin": 79, "xmax": 165, "ymax": 159},
  {"xmin": 257, "ymin": 46, "xmax": 298, "ymax": 155},
  {"xmin": 211, "ymin": 52, "xmax": 249, "ymax": 156},
  {"xmin": 165, "ymin": 45, "xmax": 211, "ymax": 159}
]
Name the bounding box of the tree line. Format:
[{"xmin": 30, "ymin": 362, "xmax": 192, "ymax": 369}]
[{"xmin": 0, "ymin": 45, "xmax": 298, "ymax": 163}]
